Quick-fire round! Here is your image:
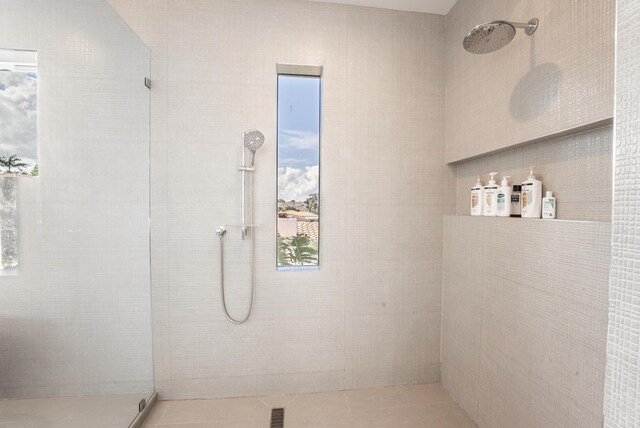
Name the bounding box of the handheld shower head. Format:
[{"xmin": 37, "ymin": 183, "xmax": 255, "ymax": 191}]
[
  {"xmin": 243, "ymin": 129, "xmax": 265, "ymax": 167},
  {"xmin": 463, "ymin": 18, "xmax": 539, "ymax": 54}
]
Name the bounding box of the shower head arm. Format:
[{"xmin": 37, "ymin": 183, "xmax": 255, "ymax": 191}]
[{"xmin": 508, "ymin": 18, "xmax": 539, "ymax": 35}]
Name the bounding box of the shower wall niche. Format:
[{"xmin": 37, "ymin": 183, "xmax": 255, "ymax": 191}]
[{"xmin": 0, "ymin": 0, "xmax": 153, "ymax": 425}]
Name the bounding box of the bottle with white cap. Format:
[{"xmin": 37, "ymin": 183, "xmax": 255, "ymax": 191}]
[
  {"xmin": 470, "ymin": 176, "xmax": 484, "ymax": 216},
  {"xmin": 496, "ymin": 176, "xmax": 512, "ymax": 217},
  {"xmin": 542, "ymin": 191, "xmax": 556, "ymax": 219},
  {"xmin": 521, "ymin": 166, "xmax": 542, "ymax": 218},
  {"xmin": 483, "ymin": 172, "xmax": 499, "ymax": 217}
]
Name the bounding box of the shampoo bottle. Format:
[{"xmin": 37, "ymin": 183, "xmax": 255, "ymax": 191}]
[
  {"xmin": 542, "ymin": 191, "xmax": 556, "ymax": 219},
  {"xmin": 521, "ymin": 166, "xmax": 542, "ymax": 218},
  {"xmin": 470, "ymin": 176, "xmax": 484, "ymax": 216},
  {"xmin": 496, "ymin": 176, "xmax": 512, "ymax": 217},
  {"xmin": 483, "ymin": 172, "xmax": 499, "ymax": 217}
]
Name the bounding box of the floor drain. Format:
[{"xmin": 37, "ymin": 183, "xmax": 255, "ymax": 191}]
[{"xmin": 270, "ymin": 408, "xmax": 285, "ymax": 428}]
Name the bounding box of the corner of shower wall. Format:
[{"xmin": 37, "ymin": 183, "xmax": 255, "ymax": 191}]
[{"xmin": 441, "ymin": 0, "xmax": 615, "ymax": 426}]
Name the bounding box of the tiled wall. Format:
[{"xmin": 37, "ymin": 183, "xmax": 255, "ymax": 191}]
[
  {"xmin": 445, "ymin": 0, "xmax": 615, "ymax": 163},
  {"xmin": 455, "ymin": 125, "xmax": 613, "ymax": 222},
  {"xmin": 108, "ymin": 0, "xmax": 455, "ymax": 399},
  {"xmin": 442, "ymin": 216, "xmax": 611, "ymax": 428},
  {"xmin": 0, "ymin": 0, "xmax": 153, "ymax": 398},
  {"xmin": 603, "ymin": 0, "xmax": 640, "ymax": 426},
  {"xmin": 444, "ymin": 0, "xmax": 615, "ymax": 425}
]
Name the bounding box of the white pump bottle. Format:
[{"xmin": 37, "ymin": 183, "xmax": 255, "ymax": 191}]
[
  {"xmin": 470, "ymin": 176, "xmax": 484, "ymax": 216},
  {"xmin": 521, "ymin": 166, "xmax": 542, "ymax": 218},
  {"xmin": 496, "ymin": 176, "xmax": 512, "ymax": 217},
  {"xmin": 483, "ymin": 172, "xmax": 499, "ymax": 217}
]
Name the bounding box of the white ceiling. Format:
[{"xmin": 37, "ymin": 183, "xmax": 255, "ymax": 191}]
[{"xmin": 306, "ymin": 0, "xmax": 458, "ymax": 15}]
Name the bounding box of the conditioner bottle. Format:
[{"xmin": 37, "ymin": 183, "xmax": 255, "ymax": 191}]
[
  {"xmin": 483, "ymin": 172, "xmax": 499, "ymax": 217},
  {"xmin": 521, "ymin": 166, "xmax": 542, "ymax": 218},
  {"xmin": 496, "ymin": 176, "xmax": 512, "ymax": 217},
  {"xmin": 470, "ymin": 176, "xmax": 484, "ymax": 216}
]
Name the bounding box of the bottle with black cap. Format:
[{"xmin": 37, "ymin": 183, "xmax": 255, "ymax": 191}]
[{"xmin": 511, "ymin": 184, "xmax": 522, "ymax": 217}]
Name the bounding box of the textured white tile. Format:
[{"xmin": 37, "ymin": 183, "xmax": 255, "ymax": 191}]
[
  {"xmin": 603, "ymin": 0, "xmax": 640, "ymax": 426},
  {"xmin": 442, "ymin": 216, "xmax": 610, "ymax": 428},
  {"xmin": 441, "ymin": 216, "xmax": 483, "ymax": 421}
]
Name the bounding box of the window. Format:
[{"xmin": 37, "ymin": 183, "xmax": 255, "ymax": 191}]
[
  {"xmin": 0, "ymin": 49, "xmax": 38, "ymax": 176},
  {"xmin": 276, "ymin": 67, "xmax": 321, "ymax": 269}
]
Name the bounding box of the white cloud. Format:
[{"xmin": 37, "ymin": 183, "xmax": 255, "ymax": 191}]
[
  {"xmin": 280, "ymin": 129, "xmax": 318, "ymax": 151},
  {"xmin": 0, "ymin": 71, "xmax": 38, "ymax": 167},
  {"xmin": 278, "ymin": 165, "xmax": 319, "ymax": 202},
  {"xmin": 279, "ymin": 157, "xmax": 311, "ymax": 167}
]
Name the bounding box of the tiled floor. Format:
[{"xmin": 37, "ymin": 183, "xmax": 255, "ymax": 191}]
[
  {"xmin": 0, "ymin": 393, "xmax": 147, "ymax": 428},
  {"xmin": 142, "ymin": 383, "xmax": 477, "ymax": 428}
]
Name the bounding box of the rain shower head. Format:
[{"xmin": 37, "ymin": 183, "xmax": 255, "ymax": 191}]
[
  {"xmin": 244, "ymin": 129, "xmax": 265, "ymax": 167},
  {"xmin": 463, "ymin": 18, "xmax": 539, "ymax": 54}
]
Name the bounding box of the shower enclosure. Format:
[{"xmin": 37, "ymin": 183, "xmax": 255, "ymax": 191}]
[{"xmin": 0, "ymin": 1, "xmax": 154, "ymax": 427}]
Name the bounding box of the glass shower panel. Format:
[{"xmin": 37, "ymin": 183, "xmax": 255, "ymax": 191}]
[
  {"xmin": 0, "ymin": 178, "xmax": 17, "ymax": 272},
  {"xmin": 0, "ymin": 48, "xmax": 38, "ymax": 177},
  {"xmin": 0, "ymin": 1, "xmax": 153, "ymax": 427}
]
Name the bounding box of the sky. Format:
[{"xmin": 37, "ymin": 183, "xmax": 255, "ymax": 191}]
[
  {"xmin": 0, "ymin": 71, "xmax": 38, "ymax": 172},
  {"xmin": 277, "ymin": 75, "xmax": 320, "ymax": 203}
]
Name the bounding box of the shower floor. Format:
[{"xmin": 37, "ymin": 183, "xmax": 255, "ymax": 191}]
[
  {"xmin": 142, "ymin": 383, "xmax": 476, "ymax": 428},
  {"xmin": 0, "ymin": 393, "xmax": 146, "ymax": 427}
]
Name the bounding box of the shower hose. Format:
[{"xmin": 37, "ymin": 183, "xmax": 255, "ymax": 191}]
[{"xmin": 217, "ymin": 173, "xmax": 256, "ymax": 325}]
